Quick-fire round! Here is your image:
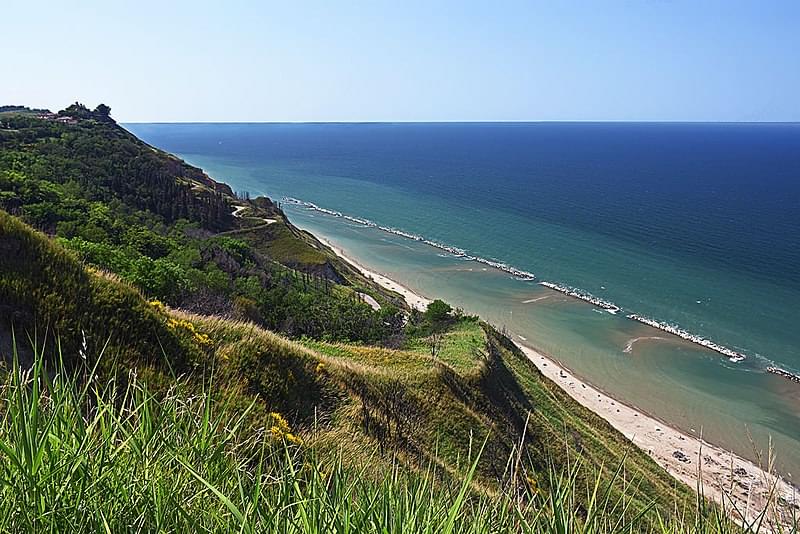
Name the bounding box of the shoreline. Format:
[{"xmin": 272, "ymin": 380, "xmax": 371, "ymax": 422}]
[
  {"xmin": 317, "ymin": 235, "xmax": 432, "ymax": 312},
  {"xmin": 321, "ymin": 234, "xmax": 798, "ymax": 526},
  {"xmin": 517, "ymin": 343, "xmax": 798, "ymax": 526},
  {"xmin": 286, "ymin": 196, "xmax": 757, "ymax": 369}
]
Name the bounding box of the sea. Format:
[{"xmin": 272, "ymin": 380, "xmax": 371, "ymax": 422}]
[{"xmin": 126, "ymin": 122, "xmax": 800, "ymax": 477}]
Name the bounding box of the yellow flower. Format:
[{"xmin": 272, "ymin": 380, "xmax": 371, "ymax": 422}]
[
  {"xmin": 148, "ymin": 299, "xmax": 166, "ymax": 313},
  {"xmin": 315, "ymin": 362, "xmax": 326, "ymax": 374},
  {"xmin": 269, "ymin": 412, "xmax": 290, "ymax": 433},
  {"xmin": 166, "ymin": 317, "xmax": 212, "ymax": 347},
  {"xmin": 285, "ymin": 433, "xmax": 303, "ymax": 445},
  {"xmin": 267, "ymin": 412, "xmax": 302, "ymax": 445}
]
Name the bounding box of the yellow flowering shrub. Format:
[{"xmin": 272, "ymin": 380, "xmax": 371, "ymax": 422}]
[
  {"xmin": 268, "ymin": 412, "xmax": 303, "ymax": 446},
  {"xmin": 148, "ymin": 299, "xmax": 166, "ymax": 314},
  {"xmin": 166, "ymin": 317, "xmax": 213, "ymax": 347},
  {"xmin": 194, "ymin": 332, "xmax": 212, "ymax": 346}
]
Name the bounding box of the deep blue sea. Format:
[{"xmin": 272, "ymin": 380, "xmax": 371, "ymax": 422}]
[{"xmin": 127, "ymin": 122, "xmax": 800, "ymax": 475}]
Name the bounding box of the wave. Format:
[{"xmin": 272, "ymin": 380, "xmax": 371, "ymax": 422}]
[
  {"xmin": 539, "ymin": 282, "xmax": 620, "ymax": 313},
  {"xmin": 623, "ymin": 336, "xmax": 666, "ymax": 353},
  {"xmin": 626, "ymin": 314, "xmax": 747, "ymax": 362},
  {"xmin": 766, "ymin": 366, "xmax": 800, "ymax": 384},
  {"xmin": 283, "ymin": 197, "xmax": 537, "ymax": 280},
  {"xmin": 523, "ymin": 296, "xmax": 550, "ymax": 304},
  {"xmin": 283, "ymin": 196, "xmax": 754, "ymax": 364}
]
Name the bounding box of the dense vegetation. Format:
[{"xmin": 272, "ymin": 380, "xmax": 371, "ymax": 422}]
[
  {"xmin": 0, "ymin": 106, "xmax": 794, "ymax": 532},
  {"xmin": 0, "ymin": 185, "xmax": 714, "ymax": 533},
  {"xmin": 0, "ymin": 107, "xmax": 403, "ymax": 345}
]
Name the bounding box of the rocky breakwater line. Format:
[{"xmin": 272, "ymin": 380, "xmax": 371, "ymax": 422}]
[
  {"xmin": 767, "ymin": 366, "xmax": 800, "ymax": 384},
  {"xmin": 627, "ymin": 314, "xmax": 747, "ymax": 362}
]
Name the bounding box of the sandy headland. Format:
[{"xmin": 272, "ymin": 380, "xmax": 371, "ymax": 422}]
[{"xmin": 323, "ymin": 236, "xmax": 798, "ymax": 528}]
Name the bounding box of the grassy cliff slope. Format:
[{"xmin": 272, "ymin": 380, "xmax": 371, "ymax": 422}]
[{"xmin": 0, "ymin": 211, "xmax": 706, "ymax": 529}]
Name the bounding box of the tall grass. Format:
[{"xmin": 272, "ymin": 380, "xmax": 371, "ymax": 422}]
[{"xmin": 0, "ymin": 339, "xmax": 794, "ymax": 533}]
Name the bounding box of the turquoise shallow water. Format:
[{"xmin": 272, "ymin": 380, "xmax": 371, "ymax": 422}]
[{"xmin": 126, "ymin": 123, "xmax": 800, "ymax": 478}]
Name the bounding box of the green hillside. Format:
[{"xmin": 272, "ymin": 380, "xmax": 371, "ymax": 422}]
[
  {"xmin": 0, "ymin": 106, "xmax": 762, "ymax": 532},
  {"xmin": 0, "ymin": 104, "xmax": 404, "ymax": 343}
]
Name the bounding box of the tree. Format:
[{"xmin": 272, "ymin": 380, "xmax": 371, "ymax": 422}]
[
  {"xmin": 61, "ymin": 102, "xmax": 91, "ymax": 118},
  {"xmin": 94, "ymin": 104, "xmax": 113, "ymax": 122},
  {"xmin": 423, "ymin": 299, "xmax": 452, "ymax": 325}
]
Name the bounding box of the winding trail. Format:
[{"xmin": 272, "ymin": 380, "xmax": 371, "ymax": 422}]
[
  {"xmin": 215, "ymin": 204, "xmax": 277, "ymax": 236},
  {"xmin": 231, "ymin": 204, "xmax": 277, "ymax": 225}
]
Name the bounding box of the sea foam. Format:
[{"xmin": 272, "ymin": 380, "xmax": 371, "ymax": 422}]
[
  {"xmin": 626, "ymin": 314, "xmax": 747, "ymax": 362},
  {"xmin": 283, "ymin": 197, "xmax": 537, "ymax": 280},
  {"xmin": 766, "ymin": 366, "xmax": 800, "ymax": 384},
  {"xmin": 539, "ymin": 281, "xmax": 620, "ymax": 313}
]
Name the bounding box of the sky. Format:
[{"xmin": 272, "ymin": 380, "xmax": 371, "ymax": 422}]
[{"xmin": 3, "ymin": 1, "xmax": 799, "ymax": 122}]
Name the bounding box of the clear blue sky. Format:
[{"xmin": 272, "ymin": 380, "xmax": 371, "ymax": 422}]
[{"xmin": 3, "ymin": 0, "xmax": 799, "ymax": 122}]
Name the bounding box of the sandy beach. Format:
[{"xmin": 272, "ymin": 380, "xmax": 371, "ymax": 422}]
[
  {"xmin": 323, "ymin": 237, "xmax": 798, "ymax": 527},
  {"xmin": 517, "ymin": 344, "xmax": 798, "ymax": 527},
  {"xmin": 318, "ymin": 236, "xmax": 432, "ymax": 311}
]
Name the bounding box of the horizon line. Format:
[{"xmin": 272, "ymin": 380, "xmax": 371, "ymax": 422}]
[{"xmin": 122, "ymin": 119, "xmax": 800, "ymax": 125}]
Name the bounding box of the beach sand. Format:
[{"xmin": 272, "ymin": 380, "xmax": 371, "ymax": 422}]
[
  {"xmin": 517, "ymin": 344, "xmax": 798, "ymax": 527},
  {"xmin": 319, "ymin": 236, "xmax": 432, "ymax": 311},
  {"xmin": 323, "ymin": 236, "xmax": 798, "ymax": 527}
]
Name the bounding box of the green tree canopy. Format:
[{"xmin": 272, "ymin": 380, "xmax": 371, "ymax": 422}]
[{"xmin": 424, "ymin": 299, "xmax": 452, "ymax": 325}]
